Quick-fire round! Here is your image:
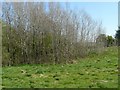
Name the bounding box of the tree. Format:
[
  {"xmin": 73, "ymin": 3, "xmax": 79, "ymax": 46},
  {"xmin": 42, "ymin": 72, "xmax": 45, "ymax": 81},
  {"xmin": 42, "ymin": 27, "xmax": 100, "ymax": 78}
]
[
  {"xmin": 96, "ymin": 34, "xmax": 107, "ymax": 47},
  {"xmin": 106, "ymin": 35, "xmax": 114, "ymax": 47},
  {"xmin": 2, "ymin": 2, "xmax": 106, "ymax": 66},
  {"xmin": 115, "ymin": 26, "xmax": 120, "ymax": 46}
]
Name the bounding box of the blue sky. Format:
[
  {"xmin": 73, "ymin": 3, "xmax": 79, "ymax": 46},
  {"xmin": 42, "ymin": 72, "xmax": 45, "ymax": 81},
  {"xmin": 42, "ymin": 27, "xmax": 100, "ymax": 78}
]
[
  {"xmin": 118, "ymin": 2, "xmax": 120, "ymax": 26},
  {"xmin": 67, "ymin": 2, "xmax": 118, "ymax": 37}
]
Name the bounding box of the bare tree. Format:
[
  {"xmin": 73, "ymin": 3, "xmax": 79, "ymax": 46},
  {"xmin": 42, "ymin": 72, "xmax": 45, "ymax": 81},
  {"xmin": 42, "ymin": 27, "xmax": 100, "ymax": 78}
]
[{"xmin": 2, "ymin": 2, "xmax": 106, "ymax": 66}]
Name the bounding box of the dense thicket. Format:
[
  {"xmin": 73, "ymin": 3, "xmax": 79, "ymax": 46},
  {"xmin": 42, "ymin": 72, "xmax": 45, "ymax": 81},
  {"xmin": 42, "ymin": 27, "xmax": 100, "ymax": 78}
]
[{"xmin": 2, "ymin": 2, "xmax": 106, "ymax": 66}]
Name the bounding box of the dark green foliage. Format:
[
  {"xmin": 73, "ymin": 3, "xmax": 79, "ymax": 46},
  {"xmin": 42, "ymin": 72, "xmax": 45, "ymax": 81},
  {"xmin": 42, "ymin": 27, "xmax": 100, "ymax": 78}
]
[
  {"xmin": 106, "ymin": 35, "xmax": 115, "ymax": 47},
  {"xmin": 115, "ymin": 26, "xmax": 120, "ymax": 46}
]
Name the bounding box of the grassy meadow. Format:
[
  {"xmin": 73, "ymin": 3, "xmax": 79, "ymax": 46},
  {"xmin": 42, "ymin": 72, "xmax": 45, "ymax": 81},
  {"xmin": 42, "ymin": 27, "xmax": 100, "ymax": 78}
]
[{"xmin": 2, "ymin": 46, "xmax": 118, "ymax": 88}]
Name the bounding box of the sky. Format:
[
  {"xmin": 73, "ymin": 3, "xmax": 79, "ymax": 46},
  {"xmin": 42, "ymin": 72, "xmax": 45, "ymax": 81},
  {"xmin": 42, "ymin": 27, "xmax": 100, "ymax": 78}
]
[
  {"xmin": 67, "ymin": 2, "xmax": 118, "ymax": 37},
  {"xmin": 118, "ymin": 2, "xmax": 120, "ymax": 26},
  {"xmin": 0, "ymin": 1, "xmax": 119, "ymax": 37}
]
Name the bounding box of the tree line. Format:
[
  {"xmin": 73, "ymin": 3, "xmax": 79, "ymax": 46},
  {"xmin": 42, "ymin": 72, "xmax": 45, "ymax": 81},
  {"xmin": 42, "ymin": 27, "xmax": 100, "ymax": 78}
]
[
  {"xmin": 96, "ymin": 34, "xmax": 117, "ymax": 47},
  {"xmin": 2, "ymin": 2, "xmax": 114, "ymax": 66}
]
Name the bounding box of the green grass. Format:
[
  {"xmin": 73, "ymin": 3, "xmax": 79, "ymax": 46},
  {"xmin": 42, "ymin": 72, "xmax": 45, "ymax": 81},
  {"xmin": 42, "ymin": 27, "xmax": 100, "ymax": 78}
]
[{"xmin": 2, "ymin": 46, "xmax": 118, "ymax": 88}]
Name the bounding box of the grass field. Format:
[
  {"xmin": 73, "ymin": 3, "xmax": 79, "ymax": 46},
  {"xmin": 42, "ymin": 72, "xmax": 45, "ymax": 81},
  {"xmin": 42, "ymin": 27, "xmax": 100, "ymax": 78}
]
[{"xmin": 2, "ymin": 47, "xmax": 118, "ymax": 88}]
